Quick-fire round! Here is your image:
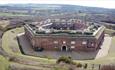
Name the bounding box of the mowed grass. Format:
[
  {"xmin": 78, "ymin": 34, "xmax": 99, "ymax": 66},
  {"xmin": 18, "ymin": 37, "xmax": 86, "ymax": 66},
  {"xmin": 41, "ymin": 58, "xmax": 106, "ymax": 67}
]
[
  {"xmin": 0, "ymin": 55, "xmax": 9, "ymax": 70},
  {"xmin": 2, "ymin": 27, "xmax": 24, "ymax": 55}
]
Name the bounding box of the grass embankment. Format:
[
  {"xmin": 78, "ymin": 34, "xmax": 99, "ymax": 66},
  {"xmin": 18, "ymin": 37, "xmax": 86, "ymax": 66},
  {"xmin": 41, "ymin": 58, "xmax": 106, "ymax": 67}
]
[
  {"xmin": 105, "ymin": 29, "xmax": 115, "ymax": 35},
  {"xmin": 2, "ymin": 27, "xmax": 23, "ymax": 55},
  {"xmin": 0, "ymin": 55, "xmax": 9, "ymax": 70},
  {"xmin": 2, "ymin": 27, "xmax": 55, "ymax": 69}
]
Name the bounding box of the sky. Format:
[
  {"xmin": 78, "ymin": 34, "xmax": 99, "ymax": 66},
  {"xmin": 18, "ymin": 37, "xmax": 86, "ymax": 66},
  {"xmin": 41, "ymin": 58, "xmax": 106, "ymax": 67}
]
[{"xmin": 0, "ymin": 0, "xmax": 115, "ymax": 9}]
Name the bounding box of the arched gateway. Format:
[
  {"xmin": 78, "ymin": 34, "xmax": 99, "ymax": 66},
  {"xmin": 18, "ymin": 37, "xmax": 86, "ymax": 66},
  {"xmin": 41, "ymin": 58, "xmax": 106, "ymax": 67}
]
[{"xmin": 61, "ymin": 45, "xmax": 68, "ymax": 51}]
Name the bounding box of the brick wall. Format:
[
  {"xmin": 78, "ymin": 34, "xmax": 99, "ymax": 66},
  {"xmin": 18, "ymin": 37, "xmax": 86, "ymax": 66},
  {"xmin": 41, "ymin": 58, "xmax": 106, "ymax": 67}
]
[
  {"xmin": 24, "ymin": 26, "xmax": 105, "ymax": 52},
  {"xmin": 31, "ymin": 36, "xmax": 97, "ymax": 51}
]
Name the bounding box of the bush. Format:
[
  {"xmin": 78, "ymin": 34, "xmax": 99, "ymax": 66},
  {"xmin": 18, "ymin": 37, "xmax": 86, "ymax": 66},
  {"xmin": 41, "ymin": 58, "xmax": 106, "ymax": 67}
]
[
  {"xmin": 8, "ymin": 56, "xmax": 17, "ymax": 62},
  {"xmin": 83, "ymin": 63, "xmax": 88, "ymax": 69},
  {"xmin": 76, "ymin": 63, "xmax": 82, "ymax": 68},
  {"xmin": 56, "ymin": 56, "xmax": 73, "ymax": 64}
]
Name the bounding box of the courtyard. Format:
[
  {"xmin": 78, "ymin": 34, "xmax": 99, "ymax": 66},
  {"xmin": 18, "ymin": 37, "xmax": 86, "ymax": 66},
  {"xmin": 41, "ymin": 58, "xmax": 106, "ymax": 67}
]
[{"xmin": 17, "ymin": 33, "xmax": 112, "ymax": 60}]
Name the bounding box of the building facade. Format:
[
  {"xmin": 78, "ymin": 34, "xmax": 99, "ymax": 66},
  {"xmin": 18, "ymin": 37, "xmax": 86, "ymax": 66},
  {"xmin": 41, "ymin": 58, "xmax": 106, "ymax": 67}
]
[{"xmin": 24, "ymin": 19, "xmax": 105, "ymax": 52}]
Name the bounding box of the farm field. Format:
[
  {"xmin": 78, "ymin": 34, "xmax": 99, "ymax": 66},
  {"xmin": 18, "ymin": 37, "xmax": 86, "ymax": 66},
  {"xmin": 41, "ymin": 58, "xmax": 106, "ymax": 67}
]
[{"xmin": 0, "ymin": 12, "xmax": 31, "ymax": 16}]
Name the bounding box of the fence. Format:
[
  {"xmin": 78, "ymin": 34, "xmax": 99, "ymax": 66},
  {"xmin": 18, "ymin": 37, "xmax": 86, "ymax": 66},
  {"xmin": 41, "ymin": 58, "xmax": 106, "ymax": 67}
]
[{"xmin": 76, "ymin": 63, "xmax": 115, "ymax": 70}]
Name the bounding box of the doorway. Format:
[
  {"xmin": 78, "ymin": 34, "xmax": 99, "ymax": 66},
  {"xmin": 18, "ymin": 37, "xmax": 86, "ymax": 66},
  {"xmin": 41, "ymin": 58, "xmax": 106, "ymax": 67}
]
[{"xmin": 61, "ymin": 46, "xmax": 67, "ymax": 51}]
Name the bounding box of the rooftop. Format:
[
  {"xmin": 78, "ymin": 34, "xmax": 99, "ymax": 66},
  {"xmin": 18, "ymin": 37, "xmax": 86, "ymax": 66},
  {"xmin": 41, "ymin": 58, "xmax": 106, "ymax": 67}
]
[{"xmin": 25, "ymin": 19, "xmax": 105, "ymax": 37}]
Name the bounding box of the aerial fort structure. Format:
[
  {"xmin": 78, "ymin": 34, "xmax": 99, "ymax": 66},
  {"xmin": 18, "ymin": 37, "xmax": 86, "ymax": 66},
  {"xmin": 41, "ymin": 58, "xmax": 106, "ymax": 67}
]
[{"xmin": 24, "ymin": 19, "xmax": 105, "ymax": 52}]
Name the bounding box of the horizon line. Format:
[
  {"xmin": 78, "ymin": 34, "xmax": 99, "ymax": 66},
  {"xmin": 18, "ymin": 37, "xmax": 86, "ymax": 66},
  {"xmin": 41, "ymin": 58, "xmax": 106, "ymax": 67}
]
[{"xmin": 0, "ymin": 3, "xmax": 114, "ymax": 9}]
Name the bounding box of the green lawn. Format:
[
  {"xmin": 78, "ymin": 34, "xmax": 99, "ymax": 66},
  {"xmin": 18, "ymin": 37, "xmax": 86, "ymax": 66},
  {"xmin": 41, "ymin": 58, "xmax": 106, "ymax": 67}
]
[
  {"xmin": 2, "ymin": 27, "xmax": 24, "ymax": 55},
  {"xmin": 0, "ymin": 55, "xmax": 9, "ymax": 70}
]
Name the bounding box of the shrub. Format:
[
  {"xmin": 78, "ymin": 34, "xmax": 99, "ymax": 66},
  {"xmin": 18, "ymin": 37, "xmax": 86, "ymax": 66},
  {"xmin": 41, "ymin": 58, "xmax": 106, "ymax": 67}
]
[
  {"xmin": 83, "ymin": 63, "xmax": 88, "ymax": 69},
  {"xmin": 76, "ymin": 63, "xmax": 82, "ymax": 68},
  {"xmin": 56, "ymin": 56, "xmax": 73, "ymax": 64},
  {"xmin": 8, "ymin": 56, "xmax": 17, "ymax": 62}
]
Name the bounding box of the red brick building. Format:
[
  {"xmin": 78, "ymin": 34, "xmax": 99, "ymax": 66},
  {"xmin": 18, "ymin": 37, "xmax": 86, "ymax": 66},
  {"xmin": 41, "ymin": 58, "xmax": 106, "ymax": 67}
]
[{"xmin": 24, "ymin": 19, "xmax": 105, "ymax": 52}]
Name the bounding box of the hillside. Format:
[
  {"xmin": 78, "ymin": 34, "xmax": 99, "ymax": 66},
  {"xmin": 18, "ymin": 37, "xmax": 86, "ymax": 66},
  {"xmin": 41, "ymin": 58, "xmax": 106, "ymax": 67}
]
[{"xmin": 0, "ymin": 4, "xmax": 115, "ymax": 23}]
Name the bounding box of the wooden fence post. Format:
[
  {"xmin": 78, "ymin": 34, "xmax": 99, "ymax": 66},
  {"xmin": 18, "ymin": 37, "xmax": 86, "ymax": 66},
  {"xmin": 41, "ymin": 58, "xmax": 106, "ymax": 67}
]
[
  {"xmin": 99, "ymin": 64, "xmax": 101, "ymax": 70},
  {"xmin": 92, "ymin": 64, "xmax": 94, "ymax": 70}
]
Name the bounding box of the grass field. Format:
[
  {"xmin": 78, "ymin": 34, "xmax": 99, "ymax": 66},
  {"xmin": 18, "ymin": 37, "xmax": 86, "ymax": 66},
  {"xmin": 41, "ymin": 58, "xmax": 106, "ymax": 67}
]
[
  {"xmin": 0, "ymin": 55, "xmax": 9, "ymax": 70},
  {"xmin": 2, "ymin": 27, "xmax": 24, "ymax": 55}
]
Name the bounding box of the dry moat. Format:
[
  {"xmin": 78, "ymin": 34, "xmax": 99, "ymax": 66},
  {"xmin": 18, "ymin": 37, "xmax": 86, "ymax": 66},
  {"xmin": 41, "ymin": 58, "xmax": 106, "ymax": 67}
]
[{"xmin": 17, "ymin": 18, "xmax": 112, "ymax": 60}]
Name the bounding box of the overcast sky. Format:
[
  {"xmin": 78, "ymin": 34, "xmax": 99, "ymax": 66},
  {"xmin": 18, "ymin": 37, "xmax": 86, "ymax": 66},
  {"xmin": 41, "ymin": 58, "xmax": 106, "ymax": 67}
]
[{"xmin": 0, "ymin": 0, "xmax": 115, "ymax": 9}]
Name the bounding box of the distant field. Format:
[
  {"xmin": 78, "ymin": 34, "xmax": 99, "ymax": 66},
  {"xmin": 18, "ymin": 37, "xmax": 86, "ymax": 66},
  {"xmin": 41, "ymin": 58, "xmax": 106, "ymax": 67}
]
[{"xmin": 0, "ymin": 12, "xmax": 31, "ymax": 16}]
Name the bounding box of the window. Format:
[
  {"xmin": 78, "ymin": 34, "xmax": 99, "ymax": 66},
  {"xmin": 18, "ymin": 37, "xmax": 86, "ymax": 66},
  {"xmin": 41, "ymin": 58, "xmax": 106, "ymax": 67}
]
[
  {"xmin": 87, "ymin": 42, "xmax": 95, "ymax": 48},
  {"xmin": 82, "ymin": 41, "xmax": 87, "ymax": 44},
  {"xmin": 54, "ymin": 46, "xmax": 58, "ymax": 48},
  {"xmin": 63, "ymin": 41, "xmax": 66, "ymax": 44},
  {"xmin": 71, "ymin": 41, "xmax": 75, "ymax": 44},
  {"xmin": 91, "ymin": 42, "xmax": 94, "ymax": 46},
  {"xmin": 91, "ymin": 43, "xmax": 94, "ymax": 46},
  {"xmin": 71, "ymin": 46, "xmax": 75, "ymax": 49},
  {"xmin": 54, "ymin": 41, "xmax": 58, "ymax": 44}
]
